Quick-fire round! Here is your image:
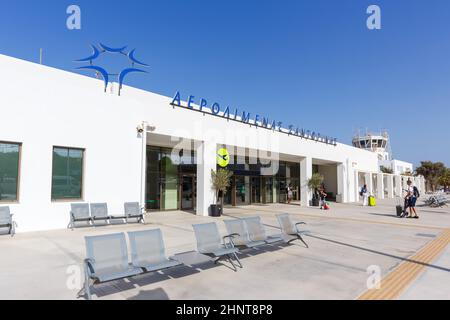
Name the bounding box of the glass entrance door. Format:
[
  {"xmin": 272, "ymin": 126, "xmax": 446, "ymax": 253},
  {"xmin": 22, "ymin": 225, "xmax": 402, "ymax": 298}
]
[
  {"xmin": 251, "ymin": 177, "xmax": 261, "ymax": 204},
  {"xmin": 263, "ymin": 177, "xmax": 273, "ymax": 204},
  {"xmin": 181, "ymin": 176, "xmax": 195, "ymax": 210},
  {"xmin": 235, "ymin": 176, "xmax": 250, "ymax": 205},
  {"xmin": 279, "ymin": 178, "xmax": 287, "ymax": 203}
]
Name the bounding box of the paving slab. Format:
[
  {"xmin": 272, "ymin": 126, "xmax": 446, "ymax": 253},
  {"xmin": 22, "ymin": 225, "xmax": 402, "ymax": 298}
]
[{"xmin": 0, "ymin": 199, "xmax": 448, "ymax": 300}]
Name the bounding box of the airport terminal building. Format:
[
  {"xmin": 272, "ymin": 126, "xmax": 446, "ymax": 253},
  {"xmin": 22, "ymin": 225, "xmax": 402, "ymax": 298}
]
[{"xmin": 0, "ymin": 54, "xmax": 425, "ymax": 232}]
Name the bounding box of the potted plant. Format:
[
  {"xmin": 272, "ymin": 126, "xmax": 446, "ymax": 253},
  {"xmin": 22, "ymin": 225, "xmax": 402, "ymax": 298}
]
[
  {"xmin": 210, "ymin": 168, "xmax": 233, "ymax": 217},
  {"xmin": 307, "ymin": 173, "xmax": 324, "ymax": 207}
]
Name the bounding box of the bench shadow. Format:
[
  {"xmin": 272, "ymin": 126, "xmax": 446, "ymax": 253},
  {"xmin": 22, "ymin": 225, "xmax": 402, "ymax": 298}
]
[
  {"xmin": 127, "ymin": 287, "xmax": 170, "ymax": 300},
  {"xmin": 306, "ymin": 234, "xmax": 450, "ymax": 273},
  {"xmin": 87, "ymin": 265, "xmax": 196, "ymax": 299}
]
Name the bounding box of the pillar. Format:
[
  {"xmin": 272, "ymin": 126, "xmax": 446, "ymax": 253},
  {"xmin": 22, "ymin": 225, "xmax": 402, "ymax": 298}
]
[
  {"xmin": 402, "ymin": 176, "xmax": 408, "ymax": 193},
  {"xmin": 355, "ymin": 171, "xmax": 360, "ymax": 202},
  {"xmin": 346, "ymin": 158, "xmax": 353, "ymax": 202},
  {"xmin": 395, "ymin": 175, "xmax": 402, "ymax": 197},
  {"xmin": 337, "ymin": 163, "xmax": 346, "ymax": 203},
  {"xmin": 421, "ymin": 176, "xmax": 426, "ymax": 193},
  {"xmin": 140, "ymin": 122, "xmax": 148, "ymax": 209},
  {"xmin": 365, "ymin": 173, "xmax": 373, "ymax": 195},
  {"xmin": 300, "ymin": 157, "xmax": 312, "ymax": 207},
  {"xmin": 377, "ymin": 173, "xmax": 384, "ymax": 199},
  {"xmin": 387, "ymin": 175, "xmax": 394, "ymax": 199},
  {"xmin": 196, "ymin": 140, "xmax": 217, "ymax": 216}
]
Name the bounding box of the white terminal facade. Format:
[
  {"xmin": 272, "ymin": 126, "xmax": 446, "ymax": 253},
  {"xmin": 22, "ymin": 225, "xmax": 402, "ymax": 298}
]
[{"xmin": 0, "ymin": 54, "xmax": 425, "ymax": 232}]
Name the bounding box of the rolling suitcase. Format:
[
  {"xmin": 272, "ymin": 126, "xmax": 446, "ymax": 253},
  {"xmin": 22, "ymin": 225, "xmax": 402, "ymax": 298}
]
[
  {"xmin": 396, "ymin": 197, "xmax": 404, "ymax": 217},
  {"xmin": 396, "ymin": 205, "xmax": 403, "ymax": 217},
  {"xmin": 368, "ymin": 196, "xmax": 376, "ymax": 207}
]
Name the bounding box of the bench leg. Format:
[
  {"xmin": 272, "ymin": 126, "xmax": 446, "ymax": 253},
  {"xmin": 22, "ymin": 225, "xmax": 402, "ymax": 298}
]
[
  {"xmin": 227, "ymin": 255, "xmax": 238, "ymax": 272},
  {"xmin": 232, "ymin": 252, "xmax": 243, "ymax": 269},
  {"xmin": 297, "ymin": 234, "xmax": 309, "ymax": 248}
]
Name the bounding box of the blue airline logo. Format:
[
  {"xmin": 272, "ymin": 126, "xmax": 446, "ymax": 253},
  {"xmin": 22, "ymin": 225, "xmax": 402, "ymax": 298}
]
[{"xmin": 75, "ymin": 44, "xmax": 149, "ymax": 95}]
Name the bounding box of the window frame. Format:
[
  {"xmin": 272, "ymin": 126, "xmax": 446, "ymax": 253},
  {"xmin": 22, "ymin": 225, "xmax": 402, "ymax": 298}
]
[
  {"xmin": 0, "ymin": 140, "xmax": 22, "ymax": 204},
  {"xmin": 51, "ymin": 145, "xmax": 85, "ymax": 202}
]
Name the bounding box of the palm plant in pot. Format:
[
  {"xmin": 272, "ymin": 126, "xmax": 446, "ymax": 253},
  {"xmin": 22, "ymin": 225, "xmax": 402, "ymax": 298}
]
[
  {"xmin": 211, "ymin": 168, "xmax": 233, "ymax": 217},
  {"xmin": 307, "ymin": 173, "xmax": 324, "ymax": 206}
]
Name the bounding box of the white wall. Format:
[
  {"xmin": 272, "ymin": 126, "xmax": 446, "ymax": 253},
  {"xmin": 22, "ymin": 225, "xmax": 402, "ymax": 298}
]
[
  {"xmin": 318, "ymin": 165, "xmax": 338, "ymax": 196},
  {"xmin": 0, "ymin": 54, "xmax": 380, "ymax": 232}
]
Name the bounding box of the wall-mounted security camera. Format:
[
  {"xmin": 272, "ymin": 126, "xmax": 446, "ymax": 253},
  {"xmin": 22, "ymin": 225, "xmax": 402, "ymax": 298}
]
[{"xmin": 136, "ymin": 125, "xmax": 144, "ymax": 134}]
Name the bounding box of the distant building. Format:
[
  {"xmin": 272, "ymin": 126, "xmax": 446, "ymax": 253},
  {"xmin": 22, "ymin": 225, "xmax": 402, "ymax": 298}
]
[{"xmin": 352, "ymin": 130, "xmax": 413, "ymax": 175}]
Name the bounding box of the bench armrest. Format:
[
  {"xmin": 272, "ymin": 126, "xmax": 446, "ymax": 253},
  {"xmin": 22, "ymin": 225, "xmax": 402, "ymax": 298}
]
[
  {"xmin": 223, "ymin": 233, "xmax": 240, "ymax": 248},
  {"xmin": 84, "ymin": 258, "xmax": 95, "ymax": 276},
  {"xmin": 295, "ymin": 222, "xmax": 306, "ymax": 233}
]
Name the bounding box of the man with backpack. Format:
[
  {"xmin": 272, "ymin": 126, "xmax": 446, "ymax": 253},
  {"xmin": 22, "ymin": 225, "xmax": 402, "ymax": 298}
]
[
  {"xmin": 360, "ymin": 184, "xmax": 368, "ymax": 206},
  {"xmin": 403, "ymin": 179, "xmax": 420, "ymax": 219}
]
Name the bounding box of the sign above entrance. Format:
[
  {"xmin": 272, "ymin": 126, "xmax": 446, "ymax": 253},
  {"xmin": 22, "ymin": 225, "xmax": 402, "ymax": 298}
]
[
  {"xmin": 170, "ymin": 92, "xmax": 337, "ymax": 146},
  {"xmin": 217, "ymin": 148, "xmax": 230, "ymax": 168}
]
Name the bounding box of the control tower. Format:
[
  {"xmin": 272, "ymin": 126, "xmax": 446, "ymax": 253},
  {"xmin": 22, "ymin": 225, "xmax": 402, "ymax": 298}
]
[{"xmin": 352, "ymin": 130, "xmax": 392, "ymax": 161}]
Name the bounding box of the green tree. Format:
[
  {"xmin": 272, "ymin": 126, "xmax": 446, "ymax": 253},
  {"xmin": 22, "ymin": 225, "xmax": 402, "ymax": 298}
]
[
  {"xmin": 211, "ymin": 169, "xmax": 233, "ymax": 209},
  {"xmin": 438, "ymin": 169, "xmax": 450, "ymax": 190},
  {"xmin": 415, "ymin": 161, "xmax": 446, "ymax": 192},
  {"xmin": 307, "ymin": 173, "xmax": 324, "ymax": 201},
  {"xmin": 380, "ymin": 166, "xmax": 393, "ymax": 174}
]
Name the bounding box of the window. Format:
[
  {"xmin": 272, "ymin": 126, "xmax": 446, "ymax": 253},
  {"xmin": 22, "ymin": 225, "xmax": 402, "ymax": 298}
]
[
  {"xmin": 0, "ymin": 141, "xmax": 21, "ymax": 202},
  {"xmin": 51, "ymin": 147, "xmax": 84, "ymax": 200}
]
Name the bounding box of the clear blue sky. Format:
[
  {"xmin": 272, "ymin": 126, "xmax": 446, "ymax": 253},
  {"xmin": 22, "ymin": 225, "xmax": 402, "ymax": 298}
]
[{"xmin": 0, "ymin": 0, "xmax": 449, "ymax": 167}]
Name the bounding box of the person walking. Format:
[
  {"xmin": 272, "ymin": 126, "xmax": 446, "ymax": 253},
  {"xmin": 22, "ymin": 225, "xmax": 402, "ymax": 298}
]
[
  {"xmin": 360, "ymin": 184, "xmax": 369, "ymax": 206},
  {"xmin": 319, "ymin": 186, "xmax": 328, "ymax": 210},
  {"xmin": 405, "ymin": 180, "xmax": 419, "ymax": 219},
  {"xmin": 287, "ymin": 185, "xmax": 293, "ymax": 204}
]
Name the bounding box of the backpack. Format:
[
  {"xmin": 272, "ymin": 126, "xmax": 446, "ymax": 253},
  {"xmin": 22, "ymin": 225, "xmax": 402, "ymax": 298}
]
[
  {"xmin": 413, "ymin": 186, "xmax": 420, "ymax": 198},
  {"xmin": 360, "ymin": 187, "xmax": 366, "ymax": 197}
]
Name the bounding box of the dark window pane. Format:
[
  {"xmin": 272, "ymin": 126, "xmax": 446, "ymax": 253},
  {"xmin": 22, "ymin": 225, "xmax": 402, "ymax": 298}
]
[
  {"xmin": 51, "ymin": 147, "xmax": 83, "ymax": 200},
  {"xmin": 0, "ymin": 142, "xmax": 20, "ymax": 201}
]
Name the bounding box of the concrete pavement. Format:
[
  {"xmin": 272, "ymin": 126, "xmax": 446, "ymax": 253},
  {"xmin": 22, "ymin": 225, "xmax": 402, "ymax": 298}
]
[{"xmin": 0, "ymin": 198, "xmax": 448, "ymax": 300}]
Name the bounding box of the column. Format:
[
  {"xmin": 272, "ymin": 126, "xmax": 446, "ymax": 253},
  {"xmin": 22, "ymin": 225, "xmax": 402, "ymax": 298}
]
[
  {"xmin": 402, "ymin": 176, "xmax": 408, "ymax": 193},
  {"xmin": 377, "ymin": 173, "xmax": 384, "ymax": 200},
  {"xmin": 355, "ymin": 171, "xmax": 360, "ymax": 202},
  {"xmin": 387, "ymin": 175, "xmax": 394, "ymax": 199},
  {"xmin": 337, "ymin": 163, "xmax": 345, "ymax": 203},
  {"xmin": 395, "ymin": 175, "xmax": 402, "ymax": 197},
  {"xmin": 346, "ymin": 158, "xmax": 353, "ymax": 203},
  {"xmin": 196, "ymin": 140, "xmax": 217, "ymax": 216},
  {"xmin": 365, "ymin": 173, "xmax": 373, "ymax": 195},
  {"xmin": 300, "ymin": 157, "xmax": 312, "ymax": 207},
  {"xmin": 140, "ymin": 122, "xmax": 148, "ymax": 208}
]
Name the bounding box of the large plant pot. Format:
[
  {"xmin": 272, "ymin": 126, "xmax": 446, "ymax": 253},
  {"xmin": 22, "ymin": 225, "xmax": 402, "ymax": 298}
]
[
  {"xmin": 210, "ymin": 204, "xmax": 223, "ymax": 217},
  {"xmin": 311, "ymin": 198, "xmax": 320, "ymax": 207}
]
